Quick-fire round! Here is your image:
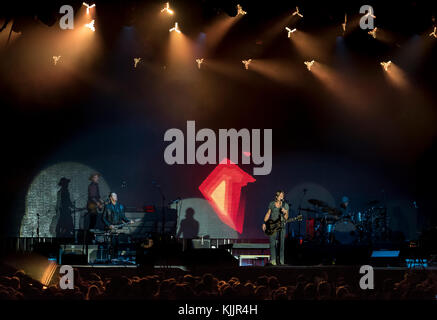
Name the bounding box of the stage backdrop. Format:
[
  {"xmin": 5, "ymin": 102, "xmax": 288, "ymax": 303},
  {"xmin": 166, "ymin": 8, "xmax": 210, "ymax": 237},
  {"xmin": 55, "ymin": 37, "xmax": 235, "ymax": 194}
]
[
  {"xmin": 173, "ymin": 198, "xmax": 238, "ymax": 239},
  {"xmin": 21, "ymin": 162, "xmax": 110, "ymax": 237}
]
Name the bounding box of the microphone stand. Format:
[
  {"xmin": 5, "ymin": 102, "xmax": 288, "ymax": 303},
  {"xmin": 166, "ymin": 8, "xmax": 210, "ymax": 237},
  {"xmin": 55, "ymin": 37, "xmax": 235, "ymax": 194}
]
[
  {"xmin": 282, "ymin": 199, "xmax": 290, "ymax": 235},
  {"xmin": 36, "ymin": 213, "xmax": 40, "ymax": 240},
  {"xmin": 154, "ymin": 182, "xmax": 166, "ymax": 237},
  {"xmin": 297, "ymin": 189, "xmax": 307, "ymax": 241},
  {"xmin": 72, "ymin": 200, "xmax": 78, "ymax": 244}
]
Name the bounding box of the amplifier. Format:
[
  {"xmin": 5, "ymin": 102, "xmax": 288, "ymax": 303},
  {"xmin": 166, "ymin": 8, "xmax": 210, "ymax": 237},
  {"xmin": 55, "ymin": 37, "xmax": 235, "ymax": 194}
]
[
  {"xmin": 59, "ymin": 245, "xmax": 99, "ymax": 264},
  {"xmin": 192, "ymin": 239, "xmax": 211, "ymax": 249}
]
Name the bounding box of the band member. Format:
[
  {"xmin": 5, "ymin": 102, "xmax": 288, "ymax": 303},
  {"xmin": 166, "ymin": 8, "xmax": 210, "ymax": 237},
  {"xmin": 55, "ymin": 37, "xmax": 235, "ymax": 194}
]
[
  {"xmin": 339, "ymin": 195, "xmax": 350, "ymax": 218},
  {"xmin": 262, "ymin": 190, "xmax": 289, "ymax": 265},
  {"xmin": 52, "ymin": 177, "xmax": 74, "ymax": 237},
  {"xmin": 102, "ymin": 192, "xmax": 133, "ymax": 229},
  {"xmin": 102, "ymin": 192, "xmax": 133, "ymax": 259},
  {"xmin": 87, "ymin": 173, "xmax": 104, "ymax": 229}
]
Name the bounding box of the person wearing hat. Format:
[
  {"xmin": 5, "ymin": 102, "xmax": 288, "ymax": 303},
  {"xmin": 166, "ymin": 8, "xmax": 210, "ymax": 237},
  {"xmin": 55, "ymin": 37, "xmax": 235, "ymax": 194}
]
[{"xmin": 54, "ymin": 177, "xmax": 74, "ymax": 237}]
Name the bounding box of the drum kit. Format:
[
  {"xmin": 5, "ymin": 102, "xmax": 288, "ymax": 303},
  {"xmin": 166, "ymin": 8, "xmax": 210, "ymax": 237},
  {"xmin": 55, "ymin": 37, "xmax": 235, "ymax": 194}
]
[{"xmin": 299, "ymin": 199, "xmax": 388, "ymax": 245}]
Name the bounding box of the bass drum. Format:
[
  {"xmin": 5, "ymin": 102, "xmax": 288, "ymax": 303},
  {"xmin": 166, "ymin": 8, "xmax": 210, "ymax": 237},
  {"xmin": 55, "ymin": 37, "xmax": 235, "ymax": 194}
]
[{"xmin": 333, "ymin": 219, "xmax": 358, "ymax": 245}]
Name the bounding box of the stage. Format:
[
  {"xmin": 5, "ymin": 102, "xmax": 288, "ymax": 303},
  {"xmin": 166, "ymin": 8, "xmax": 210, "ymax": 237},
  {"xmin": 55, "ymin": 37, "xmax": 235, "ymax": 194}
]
[{"xmin": 1, "ymin": 0, "xmax": 437, "ymax": 303}]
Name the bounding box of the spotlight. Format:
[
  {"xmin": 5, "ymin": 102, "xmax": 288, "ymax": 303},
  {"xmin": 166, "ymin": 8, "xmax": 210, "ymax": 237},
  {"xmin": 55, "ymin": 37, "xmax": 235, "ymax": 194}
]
[
  {"xmin": 285, "ymin": 27, "xmax": 297, "ymax": 38},
  {"xmin": 342, "ymin": 14, "xmax": 347, "ymax": 33},
  {"xmin": 169, "ymin": 22, "xmax": 181, "ymax": 33},
  {"xmin": 242, "ymin": 59, "xmax": 252, "ymax": 70},
  {"xmin": 430, "ymin": 26, "xmax": 437, "ymax": 38},
  {"xmin": 134, "ymin": 58, "xmax": 141, "ymax": 68},
  {"xmin": 368, "ymin": 27, "xmax": 377, "ymax": 39},
  {"xmin": 292, "ymin": 6, "xmax": 303, "ymax": 18},
  {"xmin": 161, "ymin": 2, "xmax": 174, "ymax": 15},
  {"xmin": 236, "ymin": 4, "xmax": 247, "ymax": 16},
  {"xmin": 380, "ymin": 60, "xmax": 392, "ymax": 71},
  {"xmin": 85, "ymin": 20, "xmax": 95, "ymax": 32},
  {"xmin": 304, "ymin": 60, "xmax": 315, "ymax": 71},
  {"xmin": 196, "ymin": 58, "xmax": 204, "ymax": 69},
  {"xmin": 52, "ymin": 55, "xmax": 61, "ymax": 66},
  {"xmin": 82, "ymin": 2, "xmax": 95, "ymax": 15}
]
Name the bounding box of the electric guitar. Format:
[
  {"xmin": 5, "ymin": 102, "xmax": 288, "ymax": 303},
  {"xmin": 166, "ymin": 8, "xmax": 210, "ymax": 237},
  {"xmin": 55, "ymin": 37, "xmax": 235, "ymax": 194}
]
[
  {"xmin": 87, "ymin": 200, "xmax": 108, "ymax": 214},
  {"xmin": 107, "ymin": 218, "xmax": 142, "ymax": 233},
  {"xmin": 264, "ymin": 215, "xmax": 303, "ymax": 236}
]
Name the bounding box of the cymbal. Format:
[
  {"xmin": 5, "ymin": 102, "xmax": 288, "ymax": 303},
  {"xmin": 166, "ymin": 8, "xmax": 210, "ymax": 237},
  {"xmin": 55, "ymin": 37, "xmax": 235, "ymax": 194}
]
[
  {"xmin": 308, "ymin": 199, "xmax": 328, "ymax": 207},
  {"xmin": 322, "ymin": 207, "xmax": 342, "ymax": 216},
  {"xmin": 299, "ymin": 207, "xmax": 318, "ymax": 213}
]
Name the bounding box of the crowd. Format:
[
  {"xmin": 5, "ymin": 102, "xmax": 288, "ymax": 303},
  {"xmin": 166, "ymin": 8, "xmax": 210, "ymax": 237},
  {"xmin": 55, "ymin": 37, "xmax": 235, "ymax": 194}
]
[{"xmin": 0, "ymin": 267, "xmax": 436, "ymax": 300}]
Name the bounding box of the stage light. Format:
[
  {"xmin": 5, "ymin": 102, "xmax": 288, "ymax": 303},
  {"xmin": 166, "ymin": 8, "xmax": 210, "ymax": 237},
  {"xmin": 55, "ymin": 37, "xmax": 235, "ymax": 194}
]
[
  {"xmin": 430, "ymin": 27, "xmax": 437, "ymax": 38},
  {"xmin": 169, "ymin": 22, "xmax": 181, "ymax": 33},
  {"xmin": 285, "ymin": 27, "xmax": 297, "ymax": 38},
  {"xmin": 365, "ymin": 9, "xmax": 376, "ymax": 19},
  {"xmin": 196, "ymin": 58, "xmax": 204, "ymax": 69},
  {"xmin": 342, "ymin": 14, "xmax": 347, "ymax": 33},
  {"xmin": 368, "ymin": 27, "xmax": 377, "ymax": 39},
  {"xmin": 380, "ymin": 60, "xmax": 392, "ymax": 71},
  {"xmin": 52, "ymin": 55, "xmax": 61, "ymax": 66},
  {"xmin": 292, "ymin": 6, "xmax": 303, "ymax": 18},
  {"xmin": 236, "ymin": 4, "xmax": 247, "ymax": 16},
  {"xmin": 134, "ymin": 57, "xmax": 141, "ymax": 68},
  {"xmin": 85, "ymin": 20, "xmax": 95, "ymax": 32},
  {"xmin": 82, "ymin": 2, "xmax": 95, "ymax": 15},
  {"xmin": 304, "ymin": 60, "xmax": 315, "ymax": 71},
  {"xmin": 161, "ymin": 2, "xmax": 174, "ymax": 15},
  {"xmin": 242, "ymin": 59, "xmax": 252, "ymax": 70}
]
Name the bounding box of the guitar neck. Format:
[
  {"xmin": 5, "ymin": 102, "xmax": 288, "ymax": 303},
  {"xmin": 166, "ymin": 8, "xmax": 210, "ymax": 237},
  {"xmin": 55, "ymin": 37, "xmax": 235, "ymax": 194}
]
[{"xmin": 286, "ymin": 215, "xmax": 302, "ymax": 223}]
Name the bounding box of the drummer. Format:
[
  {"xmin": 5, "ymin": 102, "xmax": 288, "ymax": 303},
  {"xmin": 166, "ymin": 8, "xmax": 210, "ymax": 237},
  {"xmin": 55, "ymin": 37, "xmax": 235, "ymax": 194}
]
[{"xmin": 339, "ymin": 196, "xmax": 351, "ymax": 219}]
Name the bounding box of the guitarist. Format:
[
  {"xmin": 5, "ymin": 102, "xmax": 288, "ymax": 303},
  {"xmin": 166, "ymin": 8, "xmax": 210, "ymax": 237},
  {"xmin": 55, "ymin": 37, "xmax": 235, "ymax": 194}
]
[
  {"xmin": 87, "ymin": 173, "xmax": 104, "ymax": 230},
  {"xmin": 262, "ymin": 190, "xmax": 289, "ymax": 266}
]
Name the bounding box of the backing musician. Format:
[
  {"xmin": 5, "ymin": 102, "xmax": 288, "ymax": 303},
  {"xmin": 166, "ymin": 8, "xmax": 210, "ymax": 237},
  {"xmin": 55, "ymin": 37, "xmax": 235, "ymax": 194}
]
[
  {"xmin": 102, "ymin": 192, "xmax": 134, "ymax": 259},
  {"xmin": 102, "ymin": 192, "xmax": 134, "ymax": 229},
  {"xmin": 262, "ymin": 190, "xmax": 289, "ymax": 266},
  {"xmin": 339, "ymin": 195, "xmax": 351, "ymax": 219},
  {"xmin": 87, "ymin": 173, "xmax": 104, "ymax": 229}
]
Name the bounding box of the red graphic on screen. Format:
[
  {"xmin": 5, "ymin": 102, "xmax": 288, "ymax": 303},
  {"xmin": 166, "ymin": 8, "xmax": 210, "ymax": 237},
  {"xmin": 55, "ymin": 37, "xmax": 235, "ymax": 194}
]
[{"xmin": 199, "ymin": 158, "xmax": 256, "ymax": 234}]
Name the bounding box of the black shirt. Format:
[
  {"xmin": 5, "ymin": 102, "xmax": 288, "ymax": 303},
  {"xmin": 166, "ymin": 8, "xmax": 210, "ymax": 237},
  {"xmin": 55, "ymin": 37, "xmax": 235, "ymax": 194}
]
[
  {"xmin": 103, "ymin": 202, "xmax": 129, "ymax": 227},
  {"xmin": 88, "ymin": 182, "xmax": 101, "ymax": 204}
]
